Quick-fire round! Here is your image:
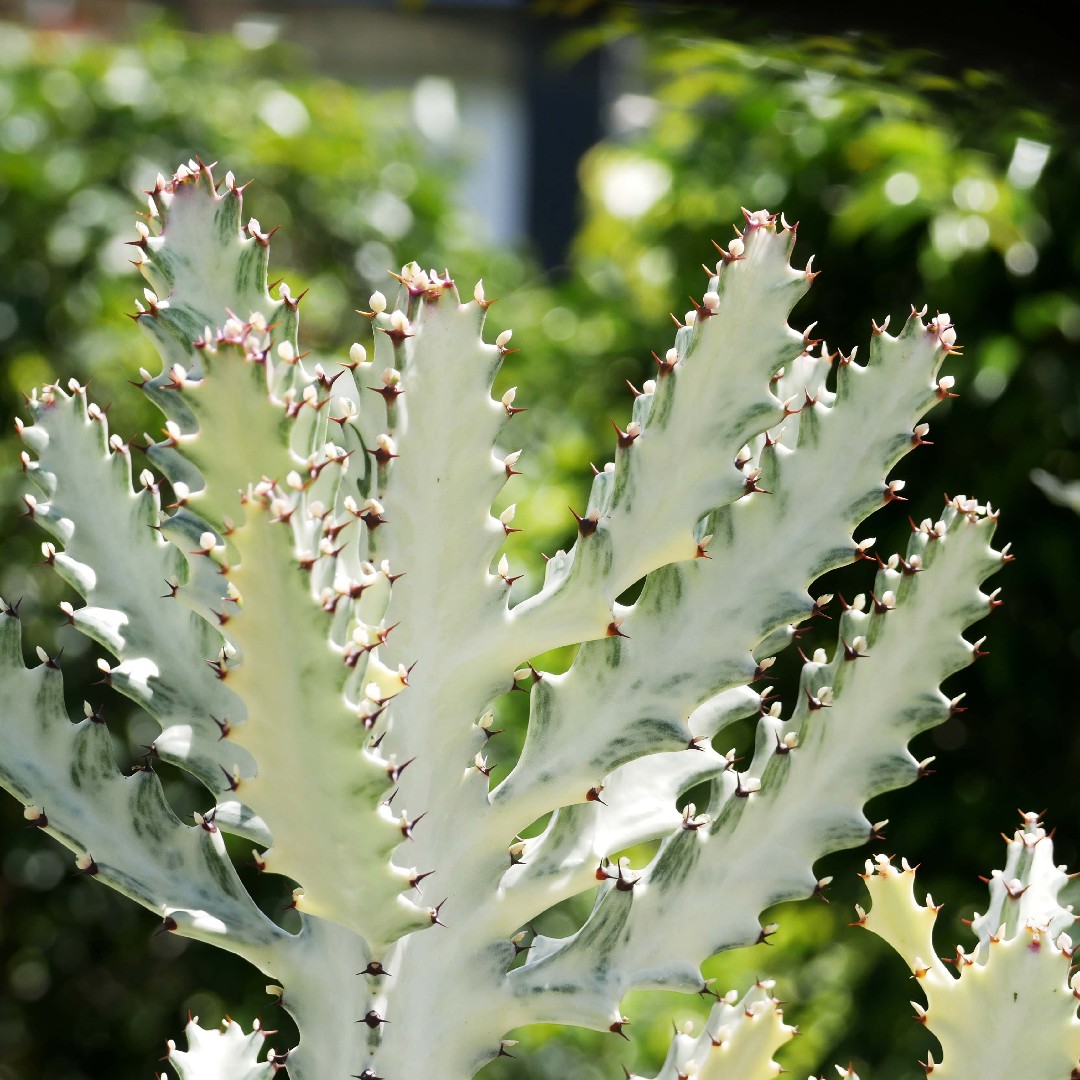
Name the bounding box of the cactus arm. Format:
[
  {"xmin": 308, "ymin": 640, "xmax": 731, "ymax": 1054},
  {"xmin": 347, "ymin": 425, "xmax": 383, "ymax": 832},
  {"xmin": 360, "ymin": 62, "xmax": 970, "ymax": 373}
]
[
  {"xmin": 163, "ymin": 1017, "xmax": 279, "ymax": 1080},
  {"xmin": 17, "ymin": 382, "xmax": 252, "ymax": 795},
  {"xmin": 507, "ymin": 501, "xmax": 1003, "ymax": 1026},
  {"xmin": 582, "ymin": 217, "xmax": 808, "ymax": 595},
  {"xmin": 259, "ymin": 919, "xmax": 368, "ymax": 1079},
  {"xmin": 492, "ymin": 304, "xmax": 954, "ymax": 838},
  {"xmin": 627, "ymin": 982, "xmax": 796, "ymax": 1080},
  {"xmin": 133, "ymin": 163, "xmax": 287, "ymax": 399},
  {"xmin": 506, "ymin": 217, "xmax": 809, "ymax": 654},
  {"xmin": 128, "ymin": 165, "xmax": 432, "ymax": 944},
  {"xmin": 0, "ymin": 605, "xmax": 283, "ymax": 960},
  {"xmin": 491, "ymin": 311, "xmax": 960, "ymax": 908},
  {"xmin": 351, "ymin": 277, "xmax": 538, "ymax": 818},
  {"xmin": 20, "ymin": 301, "xmax": 419, "ymax": 947},
  {"xmin": 495, "ymin": 740, "xmax": 732, "ymax": 933},
  {"xmin": 364, "ymin": 271, "xmax": 511, "ymax": 638},
  {"xmin": 858, "ymin": 816, "xmax": 1080, "ymax": 1076},
  {"xmin": 218, "ymin": 487, "xmax": 430, "ymax": 945},
  {"xmin": 285, "ymin": 234, "xmax": 811, "ymax": 1071},
  {"xmin": 133, "ymin": 164, "xmax": 300, "ymax": 544},
  {"xmin": 155, "ymin": 342, "xmax": 426, "ymax": 943},
  {"xmin": 968, "ymin": 818, "xmax": 1076, "ymax": 951}
]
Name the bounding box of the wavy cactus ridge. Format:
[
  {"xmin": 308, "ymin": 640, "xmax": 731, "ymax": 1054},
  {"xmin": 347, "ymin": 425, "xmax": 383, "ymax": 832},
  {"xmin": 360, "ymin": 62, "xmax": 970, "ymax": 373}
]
[
  {"xmin": 0, "ymin": 601, "xmax": 282, "ymax": 961},
  {"xmin": 857, "ymin": 814, "xmax": 1080, "ymax": 1077},
  {"xmin": 17, "ymin": 171, "xmax": 431, "ymax": 944},
  {"xmin": 138, "ymin": 168, "xmax": 442, "ymax": 944},
  {"xmin": 17, "ymin": 382, "xmax": 251, "ymax": 792},
  {"xmin": 162, "ymin": 1016, "xmax": 280, "ymax": 1080},
  {"xmin": 133, "ymin": 162, "xmax": 285, "ymax": 389},
  {"xmin": 491, "ymin": 310, "xmax": 958, "ymax": 839},
  {"xmin": 628, "ymin": 980, "xmax": 796, "ymax": 1080},
  {"xmin": 501, "ymin": 500, "xmax": 1001, "ymax": 1030},
  {"xmin": 0, "ymin": 162, "xmax": 1023, "ymax": 1079}
]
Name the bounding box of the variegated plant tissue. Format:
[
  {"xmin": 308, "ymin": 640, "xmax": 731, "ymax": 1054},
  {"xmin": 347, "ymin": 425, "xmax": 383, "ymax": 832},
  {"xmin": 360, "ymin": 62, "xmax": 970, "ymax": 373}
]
[{"xmin": 2, "ymin": 162, "xmax": 1077, "ymax": 1079}]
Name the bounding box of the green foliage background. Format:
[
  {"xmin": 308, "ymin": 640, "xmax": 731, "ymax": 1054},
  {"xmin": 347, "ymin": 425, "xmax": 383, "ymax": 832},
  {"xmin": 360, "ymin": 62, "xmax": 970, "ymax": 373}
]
[{"xmin": 0, "ymin": 10, "xmax": 1077, "ymax": 1080}]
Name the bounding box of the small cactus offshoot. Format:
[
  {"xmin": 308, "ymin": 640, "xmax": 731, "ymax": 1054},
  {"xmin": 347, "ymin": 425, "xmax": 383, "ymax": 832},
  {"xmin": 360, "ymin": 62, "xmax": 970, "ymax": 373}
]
[{"xmin": 0, "ymin": 162, "xmax": 1065, "ymax": 1077}]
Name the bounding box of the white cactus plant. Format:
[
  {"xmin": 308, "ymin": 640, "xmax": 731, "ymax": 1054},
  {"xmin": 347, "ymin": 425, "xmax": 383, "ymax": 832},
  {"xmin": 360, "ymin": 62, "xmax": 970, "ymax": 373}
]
[{"xmin": 1, "ymin": 161, "xmax": 1076, "ymax": 1077}]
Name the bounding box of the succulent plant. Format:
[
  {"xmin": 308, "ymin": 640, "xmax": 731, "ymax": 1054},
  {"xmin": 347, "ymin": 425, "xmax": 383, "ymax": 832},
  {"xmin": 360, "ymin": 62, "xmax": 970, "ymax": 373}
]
[{"xmin": 2, "ymin": 161, "xmax": 1074, "ymax": 1078}]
